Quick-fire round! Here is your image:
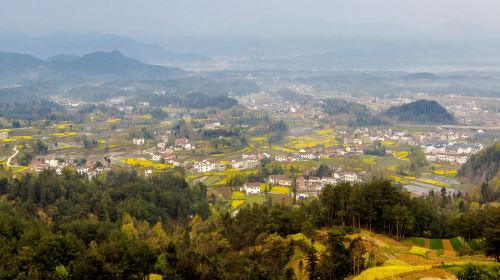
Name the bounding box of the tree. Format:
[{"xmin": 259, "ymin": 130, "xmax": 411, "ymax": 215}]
[
  {"xmin": 261, "ymin": 234, "xmax": 291, "ymax": 279},
  {"xmin": 317, "ymin": 230, "xmax": 352, "ymax": 280},
  {"xmin": 483, "ymin": 207, "xmax": 500, "ymax": 262},
  {"xmin": 305, "ymin": 246, "xmax": 319, "ymax": 280},
  {"xmin": 409, "ymin": 146, "xmax": 428, "ymax": 171},
  {"xmin": 314, "ymin": 163, "xmax": 331, "ymax": 177},
  {"xmin": 456, "ymin": 263, "xmax": 500, "ymax": 280},
  {"xmin": 349, "ymin": 237, "xmax": 367, "ymax": 275}
]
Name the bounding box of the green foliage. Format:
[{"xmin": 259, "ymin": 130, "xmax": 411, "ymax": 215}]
[
  {"xmin": 321, "ymin": 98, "xmax": 383, "ymax": 126},
  {"xmin": 409, "ymin": 146, "xmax": 428, "ymax": 170},
  {"xmin": 363, "ymin": 141, "xmax": 386, "ymax": 156},
  {"xmin": 456, "ymin": 263, "xmax": 500, "ymax": 280},
  {"xmin": 459, "ymin": 143, "xmax": 500, "ymax": 184},
  {"xmin": 408, "ymin": 237, "xmax": 426, "ymax": 247},
  {"xmin": 429, "ymin": 239, "xmax": 444, "ymax": 250},
  {"xmin": 382, "ymin": 99, "xmax": 455, "ymax": 124},
  {"xmin": 450, "ymin": 238, "xmax": 463, "ymax": 251}
]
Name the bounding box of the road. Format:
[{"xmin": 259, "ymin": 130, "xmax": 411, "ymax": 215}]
[{"xmin": 6, "ymin": 145, "xmax": 19, "ymax": 167}]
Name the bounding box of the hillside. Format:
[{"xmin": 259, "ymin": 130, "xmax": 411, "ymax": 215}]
[
  {"xmin": 0, "ymin": 87, "xmax": 65, "ymax": 120},
  {"xmin": 321, "ymin": 98, "xmax": 383, "ymax": 125},
  {"xmin": 0, "ymin": 50, "xmax": 185, "ymax": 84},
  {"xmin": 381, "ymin": 99, "xmax": 455, "ymax": 124},
  {"xmin": 459, "ymin": 143, "xmax": 500, "ymax": 184},
  {"xmin": 399, "ymin": 72, "xmax": 440, "ymax": 81}
]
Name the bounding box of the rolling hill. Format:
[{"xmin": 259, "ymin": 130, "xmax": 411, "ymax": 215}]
[
  {"xmin": 0, "ymin": 50, "xmax": 185, "ymax": 84},
  {"xmin": 459, "ymin": 143, "xmax": 500, "ymax": 184},
  {"xmin": 381, "ymin": 99, "xmax": 455, "ymax": 124}
]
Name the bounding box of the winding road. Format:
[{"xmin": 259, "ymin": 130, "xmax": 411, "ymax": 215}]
[{"xmin": 6, "ymin": 145, "xmax": 19, "ymax": 167}]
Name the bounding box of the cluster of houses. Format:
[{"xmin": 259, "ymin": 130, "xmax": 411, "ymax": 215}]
[
  {"xmin": 274, "ymin": 145, "xmax": 363, "ymax": 163},
  {"xmin": 421, "ymin": 142, "xmax": 483, "ymax": 165},
  {"xmin": 239, "ymin": 171, "xmax": 362, "ymax": 198},
  {"xmin": 30, "ymin": 157, "xmax": 109, "ymax": 178},
  {"xmin": 230, "ymin": 159, "xmax": 259, "ymax": 170}
]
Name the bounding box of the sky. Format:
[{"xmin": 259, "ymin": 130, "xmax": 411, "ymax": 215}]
[{"xmin": 2, "ymin": 0, "xmax": 500, "ymax": 39}]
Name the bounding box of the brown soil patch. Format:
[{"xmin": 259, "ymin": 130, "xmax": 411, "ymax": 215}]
[
  {"xmin": 395, "ymin": 253, "xmax": 434, "ymax": 265},
  {"xmin": 442, "ymin": 240, "xmax": 458, "ymax": 257}
]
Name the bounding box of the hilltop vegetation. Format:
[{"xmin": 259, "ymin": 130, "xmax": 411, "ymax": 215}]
[
  {"xmin": 459, "ymin": 143, "xmax": 500, "ymax": 184},
  {"xmin": 321, "ymin": 98, "xmax": 383, "ymax": 125},
  {"xmin": 381, "ymin": 99, "xmax": 455, "ymax": 124},
  {"xmin": 0, "ymin": 88, "xmax": 66, "ymax": 121}
]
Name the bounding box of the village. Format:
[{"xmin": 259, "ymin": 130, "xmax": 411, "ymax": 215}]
[{"xmin": 1, "ymin": 89, "xmax": 498, "ymax": 212}]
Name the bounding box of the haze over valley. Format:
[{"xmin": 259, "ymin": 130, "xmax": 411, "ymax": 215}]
[{"xmin": 0, "ymin": 1, "xmax": 499, "ymax": 279}]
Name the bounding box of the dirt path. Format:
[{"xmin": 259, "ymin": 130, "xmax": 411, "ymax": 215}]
[{"xmin": 6, "ymin": 145, "xmax": 19, "ymax": 166}]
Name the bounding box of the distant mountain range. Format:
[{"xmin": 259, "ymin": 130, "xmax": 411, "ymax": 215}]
[
  {"xmin": 0, "ymin": 30, "xmax": 210, "ymax": 64},
  {"xmin": 0, "ymin": 50, "xmax": 185, "ymax": 84}
]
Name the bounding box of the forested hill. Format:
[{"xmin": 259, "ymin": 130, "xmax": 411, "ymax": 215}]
[
  {"xmin": 0, "ymin": 169, "xmax": 498, "ymax": 278},
  {"xmin": 381, "ymin": 99, "xmax": 455, "ymax": 124},
  {"xmin": 459, "ymin": 143, "xmax": 500, "ymax": 184},
  {"xmin": 321, "ymin": 98, "xmax": 384, "ymax": 125}
]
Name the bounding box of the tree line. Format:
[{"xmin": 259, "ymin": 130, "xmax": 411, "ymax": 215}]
[{"xmin": 0, "ymin": 170, "xmax": 498, "ymax": 279}]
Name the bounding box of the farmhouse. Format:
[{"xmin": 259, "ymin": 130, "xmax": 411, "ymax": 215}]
[
  {"xmin": 193, "ymin": 160, "xmax": 216, "ymax": 173},
  {"xmin": 275, "ymin": 155, "xmax": 289, "ymax": 162},
  {"xmin": 269, "ymin": 175, "xmax": 293, "ymax": 186},
  {"xmin": 296, "ymin": 189, "xmax": 318, "ymax": 199},
  {"xmin": 175, "ymin": 138, "xmax": 193, "ymax": 150},
  {"xmin": 242, "ymin": 154, "xmax": 257, "ymax": 160},
  {"xmin": 240, "ymin": 182, "xmax": 261, "ymax": 195},
  {"xmin": 0, "ymin": 131, "xmax": 8, "ymax": 139},
  {"xmin": 231, "ymin": 159, "xmax": 259, "ymax": 170},
  {"xmin": 340, "ymin": 172, "xmax": 359, "ymax": 183},
  {"xmin": 132, "ymin": 138, "xmax": 145, "ymax": 145}
]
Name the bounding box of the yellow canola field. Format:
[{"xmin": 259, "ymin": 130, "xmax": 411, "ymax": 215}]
[
  {"xmin": 122, "ymin": 158, "xmax": 173, "ymax": 170},
  {"xmin": 231, "ymin": 200, "xmax": 245, "ymax": 209},
  {"xmin": 354, "ymin": 259, "xmax": 432, "ymax": 280}
]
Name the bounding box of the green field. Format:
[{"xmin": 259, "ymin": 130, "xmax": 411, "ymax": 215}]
[
  {"xmin": 429, "ymin": 239, "xmax": 444, "ymax": 250},
  {"xmin": 449, "ymin": 238, "xmax": 462, "ymax": 251},
  {"xmin": 408, "ymin": 237, "xmax": 426, "ymax": 247}
]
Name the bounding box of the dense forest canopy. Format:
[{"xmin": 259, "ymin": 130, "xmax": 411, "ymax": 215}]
[{"xmin": 0, "ymin": 169, "xmax": 498, "ymax": 279}]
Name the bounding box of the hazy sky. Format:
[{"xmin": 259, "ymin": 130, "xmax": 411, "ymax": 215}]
[{"xmin": 2, "ymin": 0, "xmax": 500, "ymax": 39}]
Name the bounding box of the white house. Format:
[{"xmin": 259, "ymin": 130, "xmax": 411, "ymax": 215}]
[
  {"xmin": 231, "ymin": 159, "xmax": 259, "ymax": 170},
  {"xmin": 241, "ymin": 182, "xmax": 261, "ymax": 195},
  {"xmin": 320, "ymin": 177, "xmax": 337, "ymax": 185},
  {"xmin": 275, "ymin": 155, "xmax": 289, "ymax": 162},
  {"xmin": 193, "ymin": 160, "xmax": 216, "ymax": 173},
  {"xmin": 341, "ymin": 172, "xmax": 358, "ymax": 183},
  {"xmin": 242, "ymin": 154, "xmax": 257, "ymax": 160},
  {"xmin": 0, "ymin": 131, "xmax": 8, "ymax": 139},
  {"xmin": 45, "ymin": 159, "xmax": 59, "ymax": 168},
  {"xmin": 133, "ymin": 138, "xmax": 145, "ymax": 145},
  {"xmin": 269, "ymin": 175, "xmax": 293, "ymax": 186}
]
